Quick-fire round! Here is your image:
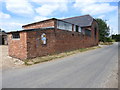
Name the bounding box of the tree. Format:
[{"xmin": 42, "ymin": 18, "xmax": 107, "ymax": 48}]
[
  {"xmin": 112, "ymin": 34, "xmax": 120, "ymax": 42},
  {"xmin": 95, "ymin": 18, "xmax": 110, "ymax": 42}
]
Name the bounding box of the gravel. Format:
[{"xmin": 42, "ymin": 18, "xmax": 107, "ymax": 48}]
[{"xmin": 0, "ymin": 45, "xmax": 24, "ymax": 70}]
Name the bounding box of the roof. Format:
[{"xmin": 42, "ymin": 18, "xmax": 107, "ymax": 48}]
[
  {"xmin": 22, "ymin": 18, "xmax": 73, "ymax": 27},
  {"xmin": 22, "ymin": 18, "xmax": 57, "ymax": 27},
  {"xmin": 0, "ymin": 31, "xmax": 7, "ymax": 36},
  {"xmin": 22, "ymin": 14, "xmax": 95, "ymax": 28},
  {"xmin": 13, "ymin": 14, "xmax": 95, "ymax": 34},
  {"xmin": 62, "ymin": 14, "xmax": 94, "ymax": 27},
  {"xmin": 7, "ymin": 27, "xmax": 55, "ymax": 34}
]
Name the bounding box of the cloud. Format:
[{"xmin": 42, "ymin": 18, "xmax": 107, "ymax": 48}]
[
  {"xmin": 0, "ymin": 12, "xmax": 11, "ymax": 19},
  {"xmin": 35, "ymin": 4, "xmax": 59, "ymax": 16},
  {"xmin": 31, "ymin": 0, "xmax": 70, "ymax": 4},
  {"xmin": 5, "ymin": 0, "xmax": 34, "ymax": 15},
  {"xmin": 96, "ymin": 0, "xmax": 119, "ymax": 2},
  {"xmin": 33, "ymin": 0, "xmax": 68, "ymax": 16},
  {"xmin": 73, "ymin": 0, "xmax": 117, "ymax": 15},
  {"xmin": 31, "ymin": 0, "xmax": 53, "ymax": 4},
  {"xmin": 0, "ymin": 22, "xmax": 23, "ymax": 31},
  {"xmin": 1, "ymin": 0, "xmax": 118, "ymax": 34},
  {"xmin": 107, "ymin": 13, "xmax": 118, "ymax": 34},
  {"xmin": 97, "ymin": 15, "xmax": 105, "ymax": 19},
  {"xmin": 34, "ymin": 16, "xmax": 49, "ymax": 21},
  {"xmin": 72, "ymin": 0, "xmax": 119, "ymax": 3}
]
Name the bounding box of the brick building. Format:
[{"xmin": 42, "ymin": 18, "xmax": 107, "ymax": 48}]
[
  {"xmin": 0, "ymin": 29, "xmax": 8, "ymax": 45},
  {"xmin": 7, "ymin": 15, "xmax": 99, "ymax": 60}
]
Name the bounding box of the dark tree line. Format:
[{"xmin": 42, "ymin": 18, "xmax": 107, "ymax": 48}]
[{"xmin": 112, "ymin": 34, "xmax": 120, "ymax": 42}]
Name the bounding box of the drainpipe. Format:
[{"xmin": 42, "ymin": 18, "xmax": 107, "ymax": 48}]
[
  {"xmin": 72, "ymin": 24, "xmax": 74, "ymax": 32},
  {"xmin": 54, "ymin": 19, "xmax": 57, "ymax": 36}
]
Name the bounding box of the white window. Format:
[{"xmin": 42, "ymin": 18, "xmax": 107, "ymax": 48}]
[
  {"xmin": 57, "ymin": 21, "xmax": 72, "ymax": 31},
  {"xmin": 79, "ymin": 27, "xmax": 82, "ymax": 32},
  {"xmin": 74, "ymin": 25, "xmax": 76, "ymax": 32}
]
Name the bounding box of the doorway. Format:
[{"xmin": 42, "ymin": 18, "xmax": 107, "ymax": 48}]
[
  {"xmin": 76, "ymin": 25, "xmax": 79, "ymax": 32},
  {"xmin": 2, "ymin": 37, "xmax": 4, "ymax": 45}
]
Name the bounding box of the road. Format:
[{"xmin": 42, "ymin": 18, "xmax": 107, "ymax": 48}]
[{"xmin": 2, "ymin": 43, "xmax": 118, "ymax": 88}]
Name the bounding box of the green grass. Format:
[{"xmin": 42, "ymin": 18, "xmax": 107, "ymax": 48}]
[{"xmin": 24, "ymin": 46, "xmax": 101, "ymax": 66}]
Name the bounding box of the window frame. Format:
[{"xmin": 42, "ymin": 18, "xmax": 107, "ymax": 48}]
[
  {"xmin": 85, "ymin": 29, "xmax": 91, "ymax": 37},
  {"xmin": 57, "ymin": 20, "xmax": 72, "ymax": 31},
  {"xmin": 12, "ymin": 33, "xmax": 20, "ymax": 40}
]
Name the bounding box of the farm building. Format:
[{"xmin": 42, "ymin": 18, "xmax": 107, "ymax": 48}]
[
  {"xmin": 7, "ymin": 14, "xmax": 99, "ymax": 60},
  {"xmin": 0, "ymin": 30, "xmax": 8, "ymax": 45}
]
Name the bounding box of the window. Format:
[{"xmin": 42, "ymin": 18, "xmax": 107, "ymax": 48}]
[
  {"xmin": 79, "ymin": 27, "xmax": 82, "ymax": 32},
  {"xmin": 57, "ymin": 20, "xmax": 72, "ymax": 31},
  {"xmin": 85, "ymin": 29, "xmax": 91, "ymax": 36},
  {"xmin": 74, "ymin": 25, "xmax": 76, "ymax": 31},
  {"xmin": 81, "ymin": 29, "xmax": 85, "ymax": 35},
  {"xmin": 74, "ymin": 25, "xmax": 81, "ymax": 32},
  {"xmin": 12, "ymin": 33, "xmax": 20, "ymax": 39}
]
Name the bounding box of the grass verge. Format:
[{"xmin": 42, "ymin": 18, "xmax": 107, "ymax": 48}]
[
  {"xmin": 24, "ymin": 46, "xmax": 101, "ymax": 65},
  {"xmin": 99, "ymin": 42, "xmax": 114, "ymax": 45}
]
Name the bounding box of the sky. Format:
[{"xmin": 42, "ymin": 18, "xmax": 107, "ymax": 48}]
[{"xmin": 0, "ymin": 0, "xmax": 119, "ymax": 35}]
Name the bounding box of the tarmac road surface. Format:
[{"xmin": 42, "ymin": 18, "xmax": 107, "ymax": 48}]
[{"xmin": 2, "ymin": 43, "xmax": 118, "ymax": 88}]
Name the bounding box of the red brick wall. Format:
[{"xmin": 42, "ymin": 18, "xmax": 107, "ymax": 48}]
[
  {"xmin": 54, "ymin": 28, "xmax": 96, "ymax": 53},
  {"xmin": 26, "ymin": 29, "xmax": 56, "ymax": 59},
  {"xmin": 55, "ymin": 30, "xmax": 83, "ymax": 52},
  {"xmin": 8, "ymin": 32, "xmax": 27, "ymax": 59},
  {"xmin": 22, "ymin": 20, "xmax": 55, "ymax": 30},
  {"xmin": 92, "ymin": 20, "xmax": 99, "ymax": 45},
  {"xmin": 81, "ymin": 21, "xmax": 99, "ymax": 47},
  {"xmin": 25, "ymin": 26, "xmax": 98, "ymax": 59}
]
